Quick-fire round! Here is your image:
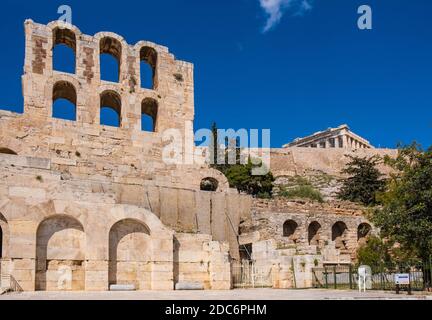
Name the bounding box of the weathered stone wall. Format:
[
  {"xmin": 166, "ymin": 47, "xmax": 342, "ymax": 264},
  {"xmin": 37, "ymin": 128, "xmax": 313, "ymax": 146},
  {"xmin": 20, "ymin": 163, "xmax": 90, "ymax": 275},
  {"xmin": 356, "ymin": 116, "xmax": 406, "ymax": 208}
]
[
  {"xmin": 174, "ymin": 233, "xmax": 230, "ymax": 290},
  {"xmin": 0, "ymin": 152, "xmax": 249, "ymax": 258},
  {"xmin": 0, "ymin": 20, "xmax": 243, "ymax": 291},
  {"xmin": 241, "ymin": 198, "xmax": 375, "ymax": 262},
  {"xmin": 270, "ymin": 147, "xmax": 397, "ymax": 178},
  {"xmin": 0, "ymin": 156, "xmax": 235, "ymax": 291}
]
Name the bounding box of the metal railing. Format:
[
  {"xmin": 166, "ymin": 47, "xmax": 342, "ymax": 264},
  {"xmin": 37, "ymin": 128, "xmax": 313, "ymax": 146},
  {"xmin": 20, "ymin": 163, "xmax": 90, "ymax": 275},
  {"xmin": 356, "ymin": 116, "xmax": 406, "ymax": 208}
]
[
  {"xmin": 231, "ymin": 261, "xmax": 272, "ymax": 289},
  {"xmin": 312, "ymin": 262, "xmax": 431, "ymax": 291}
]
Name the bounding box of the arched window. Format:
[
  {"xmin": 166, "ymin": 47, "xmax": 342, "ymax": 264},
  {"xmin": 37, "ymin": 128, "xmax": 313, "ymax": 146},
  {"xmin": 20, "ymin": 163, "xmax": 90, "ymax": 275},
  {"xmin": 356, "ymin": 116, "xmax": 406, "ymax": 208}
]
[
  {"xmin": 140, "ymin": 46, "xmax": 157, "ymax": 89},
  {"xmin": 100, "ymin": 90, "xmax": 122, "ymax": 127},
  {"xmin": 200, "ymin": 177, "xmax": 219, "ymax": 192},
  {"xmin": 141, "ymin": 98, "xmax": 158, "ymax": 132},
  {"xmin": 52, "ymin": 28, "xmax": 76, "ymax": 74},
  {"xmin": 308, "ymin": 221, "xmax": 322, "ymax": 246},
  {"xmin": 283, "ymin": 220, "xmax": 298, "ymax": 242},
  {"xmin": 0, "ymin": 148, "xmax": 17, "ymax": 155},
  {"xmin": 332, "ymin": 221, "xmax": 348, "ymax": 249},
  {"xmin": 52, "ymin": 81, "xmax": 77, "ymax": 121},
  {"xmin": 357, "ymin": 223, "xmax": 372, "ymax": 243},
  {"xmin": 100, "ymin": 37, "xmax": 122, "ymax": 82}
]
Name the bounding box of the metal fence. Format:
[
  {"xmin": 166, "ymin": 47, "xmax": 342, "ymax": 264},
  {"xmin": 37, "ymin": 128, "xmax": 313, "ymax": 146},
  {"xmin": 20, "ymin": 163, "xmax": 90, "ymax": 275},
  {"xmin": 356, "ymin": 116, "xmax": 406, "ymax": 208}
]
[
  {"xmin": 312, "ymin": 263, "xmax": 432, "ymax": 291},
  {"xmin": 231, "ymin": 261, "xmax": 272, "ymax": 289}
]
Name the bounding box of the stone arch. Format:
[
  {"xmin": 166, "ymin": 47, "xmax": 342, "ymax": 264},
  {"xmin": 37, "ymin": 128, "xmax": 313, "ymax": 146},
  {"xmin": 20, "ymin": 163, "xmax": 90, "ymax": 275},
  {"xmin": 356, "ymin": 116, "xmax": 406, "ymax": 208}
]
[
  {"xmin": 52, "ymin": 80, "xmax": 77, "ymax": 120},
  {"xmin": 140, "ymin": 46, "xmax": 158, "ymax": 89},
  {"xmin": 98, "ymin": 34, "xmax": 124, "ymax": 82},
  {"xmin": 35, "ymin": 215, "xmax": 86, "ymax": 291},
  {"xmin": 47, "ymin": 21, "xmax": 82, "ymax": 37},
  {"xmin": 191, "ymin": 169, "xmax": 229, "ymax": 192},
  {"xmin": 200, "ymin": 177, "xmax": 219, "ymax": 192},
  {"xmin": 283, "ymin": 220, "xmax": 299, "ymax": 243},
  {"xmin": 332, "ymin": 221, "xmax": 348, "ymax": 250},
  {"xmin": 357, "ymin": 223, "xmax": 372, "ymax": 245},
  {"xmin": 108, "ymin": 218, "xmax": 152, "ymax": 290},
  {"xmin": 0, "ymin": 212, "xmax": 8, "ymax": 259},
  {"xmin": 0, "ymin": 148, "xmax": 17, "ymax": 155},
  {"xmin": 52, "ymin": 26, "xmax": 77, "ymax": 73},
  {"xmin": 0, "ymin": 136, "xmax": 22, "ymax": 156},
  {"xmin": 141, "ymin": 97, "xmax": 158, "ymax": 132},
  {"xmin": 100, "ymin": 90, "xmax": 122, "ymax": 127},
  {"xmin": 308, "ymin": 221, "xmax": 322, "ymax": 246}
]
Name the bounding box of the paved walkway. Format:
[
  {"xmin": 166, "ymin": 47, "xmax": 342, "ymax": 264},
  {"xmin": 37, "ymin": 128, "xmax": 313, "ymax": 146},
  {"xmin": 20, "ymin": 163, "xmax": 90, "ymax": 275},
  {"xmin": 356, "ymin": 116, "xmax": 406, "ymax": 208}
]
[{"xmin": 1, "ymin": 289, "xmax": 431, "ymax": 300}]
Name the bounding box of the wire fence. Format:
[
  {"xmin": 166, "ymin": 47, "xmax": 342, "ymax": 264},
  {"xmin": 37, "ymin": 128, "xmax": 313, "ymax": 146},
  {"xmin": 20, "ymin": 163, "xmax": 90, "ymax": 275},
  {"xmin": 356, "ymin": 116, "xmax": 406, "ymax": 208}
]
[{"xmin": 312, "ymin": 261, "xmax": 432, "ymax": 292}]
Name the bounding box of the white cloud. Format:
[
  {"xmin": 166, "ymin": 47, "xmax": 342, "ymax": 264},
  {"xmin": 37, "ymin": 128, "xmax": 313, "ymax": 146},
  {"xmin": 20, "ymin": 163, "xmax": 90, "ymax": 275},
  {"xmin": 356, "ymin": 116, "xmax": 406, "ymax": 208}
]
[{"xmin": 259, "ymin": 0, "xmax": 313, "ymax": 32}]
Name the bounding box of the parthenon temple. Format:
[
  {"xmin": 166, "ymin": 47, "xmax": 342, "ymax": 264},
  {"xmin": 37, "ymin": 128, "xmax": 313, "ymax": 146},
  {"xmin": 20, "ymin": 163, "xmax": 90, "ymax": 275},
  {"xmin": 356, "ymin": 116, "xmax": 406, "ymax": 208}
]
[{"xmin": 283, "ymin": 124, "xmax": 373, "ymax": 149}]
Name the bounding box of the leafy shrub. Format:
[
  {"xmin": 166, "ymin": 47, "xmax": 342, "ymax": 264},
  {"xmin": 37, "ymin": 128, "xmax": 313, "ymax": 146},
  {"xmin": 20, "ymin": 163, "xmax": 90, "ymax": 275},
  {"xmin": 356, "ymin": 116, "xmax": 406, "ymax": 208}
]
[{"xmin": 279, "ymin": 185, "xmax": 323, "ymax": 202}]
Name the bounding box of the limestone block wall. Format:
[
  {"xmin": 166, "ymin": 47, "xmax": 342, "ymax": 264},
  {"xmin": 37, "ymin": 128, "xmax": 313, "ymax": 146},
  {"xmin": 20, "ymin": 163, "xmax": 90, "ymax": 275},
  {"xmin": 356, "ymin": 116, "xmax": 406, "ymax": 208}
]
[
  {"xmin": 271, "ymin": 147, "xmax": 397, "ymax": 178},
  {"xmin": 0, "ymin": 198, "xmax": 174, "ymax": 291},
  {"xmin": 174, "ymin": 233, "xmax": 230, "ymax": 290},
  {"xmin": 252, "ymin": 240, "xmax": 323, "ymax": 289},
  {"xmin": 0, "ymin": 152, "xmax": 250, "ymax": 259},
  {"xmin": 0, "ymin": 19, "xmax": 246, "ymax": 292},
  {"xmin": 0, "ymin": 153, "xmax": 240, "ymax": 291}
]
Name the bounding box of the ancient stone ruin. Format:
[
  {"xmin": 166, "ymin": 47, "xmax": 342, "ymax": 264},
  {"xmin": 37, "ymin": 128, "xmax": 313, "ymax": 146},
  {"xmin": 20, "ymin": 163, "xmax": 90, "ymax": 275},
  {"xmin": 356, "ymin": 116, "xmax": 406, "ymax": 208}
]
[{"xmin": 0, "ymin": 20, "xmax": 397, "ymax": 292}]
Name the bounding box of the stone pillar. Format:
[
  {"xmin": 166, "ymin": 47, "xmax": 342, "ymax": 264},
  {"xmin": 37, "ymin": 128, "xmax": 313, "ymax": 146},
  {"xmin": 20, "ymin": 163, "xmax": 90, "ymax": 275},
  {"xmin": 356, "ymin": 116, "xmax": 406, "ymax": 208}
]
[
  {"xmin": 343, "ymin": 135, "xmax": 349, "ymax": 149},
  {"xmin": 335, "ymin": 137, "xmax": 340, "ymax": 148}
]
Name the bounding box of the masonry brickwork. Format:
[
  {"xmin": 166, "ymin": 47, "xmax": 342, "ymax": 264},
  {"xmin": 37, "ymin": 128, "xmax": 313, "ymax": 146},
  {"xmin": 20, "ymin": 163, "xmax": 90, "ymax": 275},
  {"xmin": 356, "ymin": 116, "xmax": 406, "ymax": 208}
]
[
  {"xmin": 0, "ymin": 20, "xmax": 249, "ymax": 292},
  {"xmin": 0, "ymin": 19, "xmax": 398, "ymax": 292}
]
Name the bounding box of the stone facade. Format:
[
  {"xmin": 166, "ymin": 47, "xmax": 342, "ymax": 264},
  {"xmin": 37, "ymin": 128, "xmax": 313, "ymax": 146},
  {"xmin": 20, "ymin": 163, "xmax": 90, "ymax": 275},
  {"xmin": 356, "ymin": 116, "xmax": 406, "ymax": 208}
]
[
  {"xmin": 0, "ymin": 20, "xmax": 248, "ymax": 291},
  {"xmin": 0, "ymin": 19, "xmax": 399, "ymax": 293},
  {"xmin": 237, "ymin": 199, "xmax": 378, "ymax": 288}
]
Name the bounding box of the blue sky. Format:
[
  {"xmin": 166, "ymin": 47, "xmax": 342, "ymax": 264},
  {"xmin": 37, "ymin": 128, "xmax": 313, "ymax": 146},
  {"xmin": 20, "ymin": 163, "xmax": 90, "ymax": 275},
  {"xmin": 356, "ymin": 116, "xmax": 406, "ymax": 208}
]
[{"xmin": 0, "ymin": 0, "xmax": 431, "ymax": 148}]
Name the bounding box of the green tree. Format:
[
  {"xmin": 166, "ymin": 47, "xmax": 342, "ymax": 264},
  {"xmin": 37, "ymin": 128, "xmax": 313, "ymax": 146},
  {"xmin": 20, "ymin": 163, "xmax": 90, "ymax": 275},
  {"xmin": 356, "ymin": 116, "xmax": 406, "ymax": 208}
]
[
  {"xmin": 371, "ymin": 144, "xmax": 432, "ymax": 275},
  {"xmin": 209, "ymin": 122, "xmax": 274, "ymax": 197},
  {"xmin": 338, "ymin": 155, "xmax": 386, "ymax": 206},
  {"xmin": 356, "ymin": 236, "xmax": 394, "ymax": 271}
]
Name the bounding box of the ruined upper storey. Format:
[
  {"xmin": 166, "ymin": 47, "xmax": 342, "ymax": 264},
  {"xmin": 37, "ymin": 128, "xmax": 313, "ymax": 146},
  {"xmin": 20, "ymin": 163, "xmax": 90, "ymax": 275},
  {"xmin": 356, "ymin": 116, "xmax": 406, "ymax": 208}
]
[{"xmin": 22, "ymin": 19, "xmax": 195, "ymax": 135}]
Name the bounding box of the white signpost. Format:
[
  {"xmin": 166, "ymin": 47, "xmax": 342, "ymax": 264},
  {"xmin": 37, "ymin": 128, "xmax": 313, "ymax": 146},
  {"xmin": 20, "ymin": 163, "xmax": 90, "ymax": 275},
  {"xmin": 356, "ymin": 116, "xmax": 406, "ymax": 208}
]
[
  {"xmin": 395, "ymin": 273, "xmax": 410, "ymax": 285},
  {"xmin": 358, "ymin": 265, "xmax": 372, "ymax": 292},
  {"xmin": 395, "ymin": 273, "xmax": 412, "ymax": 295}
]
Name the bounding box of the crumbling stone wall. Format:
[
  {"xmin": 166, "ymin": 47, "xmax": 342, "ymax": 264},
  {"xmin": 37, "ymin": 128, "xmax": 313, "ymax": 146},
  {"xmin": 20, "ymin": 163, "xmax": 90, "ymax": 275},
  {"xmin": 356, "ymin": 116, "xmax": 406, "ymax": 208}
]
[{"xmin": 241, "ymin": 198, "xmax": 375, "ymax": 260}]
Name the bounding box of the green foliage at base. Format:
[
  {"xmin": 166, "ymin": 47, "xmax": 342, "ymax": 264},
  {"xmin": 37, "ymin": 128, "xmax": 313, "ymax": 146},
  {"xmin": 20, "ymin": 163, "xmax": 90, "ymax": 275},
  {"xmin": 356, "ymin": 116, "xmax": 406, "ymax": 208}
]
[{"xmin": 279, "ymin": 184, "xmax": 324, "ymax": 203}]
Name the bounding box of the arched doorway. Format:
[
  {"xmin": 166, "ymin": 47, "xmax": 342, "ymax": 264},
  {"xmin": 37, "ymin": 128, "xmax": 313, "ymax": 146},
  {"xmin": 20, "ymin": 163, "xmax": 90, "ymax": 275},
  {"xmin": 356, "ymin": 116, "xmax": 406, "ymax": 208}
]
[
  {"xmin": 35, "ymin": 216, "xmax": 86, "ymax": 291},
  {"xmin": 332, "ymin": 221, "xmax": 348, "ymax": 250},
  {"xmin": 109, "ymin": 219, "xmax": 152, "ymax": 290},
  {"xmin": 283, "ymin": 220, "xmax": 298, "ymax": 243},
  {"xmin": 308, "ymin": 221, "xmax": 322, "ymax": 246},
  {"xmin": 357, "ymin": 223, "xmax": 372, "ymax": 245}
]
